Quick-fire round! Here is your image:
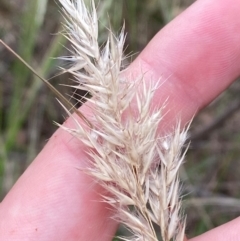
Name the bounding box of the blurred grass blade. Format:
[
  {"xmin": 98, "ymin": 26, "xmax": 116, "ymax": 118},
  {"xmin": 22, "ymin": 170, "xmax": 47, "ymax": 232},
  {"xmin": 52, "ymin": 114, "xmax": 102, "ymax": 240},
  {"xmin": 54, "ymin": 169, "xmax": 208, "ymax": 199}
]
[
  {"xmin": 0, "ymin": 32, "xmax": 63, "ymax": 149},
  {"xmin": 6, "ymin": 0, "xmax": 48, "ymax": 139},
  {"xmin": 0, "ymin": 39, "xmax": 92, "ymax": 150}
]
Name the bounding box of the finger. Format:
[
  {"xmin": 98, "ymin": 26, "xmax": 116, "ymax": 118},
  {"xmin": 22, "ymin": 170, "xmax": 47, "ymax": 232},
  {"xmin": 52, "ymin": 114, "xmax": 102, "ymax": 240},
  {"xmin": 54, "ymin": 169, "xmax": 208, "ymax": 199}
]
[
  {"xmin": 132, "ymin": 0, "xmax": 240, "ymax": 127},
  {"xmin": 1, "ymin": 0, "xmax": 240, "ymax": 240},
  {"xmin": 189, "ymin": 217, "xmax": 240, "ymax": 241},
  {"xmin": 0, "ymin": 127, "xmax": 118, "ymax": 240}
]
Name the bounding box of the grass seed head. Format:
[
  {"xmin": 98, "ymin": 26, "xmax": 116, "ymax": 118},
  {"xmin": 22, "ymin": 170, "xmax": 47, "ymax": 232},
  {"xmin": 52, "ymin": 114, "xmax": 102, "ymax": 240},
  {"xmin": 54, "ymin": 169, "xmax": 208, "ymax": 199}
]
[{"xmin": 58, "ymin": 0, "xmax": 188, "ymax": 240}]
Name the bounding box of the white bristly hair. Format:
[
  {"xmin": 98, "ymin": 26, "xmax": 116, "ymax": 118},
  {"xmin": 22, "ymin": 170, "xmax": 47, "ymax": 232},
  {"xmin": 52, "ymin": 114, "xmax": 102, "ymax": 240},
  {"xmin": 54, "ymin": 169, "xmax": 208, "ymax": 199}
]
[{"xmin": 58, "ymin": 0, "xmax": 188, "ymax": 240}]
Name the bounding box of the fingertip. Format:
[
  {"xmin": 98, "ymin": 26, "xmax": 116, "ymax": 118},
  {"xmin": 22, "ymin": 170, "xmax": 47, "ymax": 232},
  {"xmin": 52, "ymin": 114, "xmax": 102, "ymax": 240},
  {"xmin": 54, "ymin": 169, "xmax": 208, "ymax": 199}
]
[
  {"xmin": 189, "ymin": 217, "xmax": 240, "ymax": 241},
  {"xmin": 131, "ymin": 0, "xmax": 240, "ymax": 125}
]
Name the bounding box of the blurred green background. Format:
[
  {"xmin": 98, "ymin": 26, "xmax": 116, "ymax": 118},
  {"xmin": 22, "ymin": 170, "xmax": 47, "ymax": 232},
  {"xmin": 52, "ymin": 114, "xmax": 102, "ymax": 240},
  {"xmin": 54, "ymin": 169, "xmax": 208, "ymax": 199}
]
[{"xmin": 0, "ymin": 0, "xmax": 240, "ymax": 239}]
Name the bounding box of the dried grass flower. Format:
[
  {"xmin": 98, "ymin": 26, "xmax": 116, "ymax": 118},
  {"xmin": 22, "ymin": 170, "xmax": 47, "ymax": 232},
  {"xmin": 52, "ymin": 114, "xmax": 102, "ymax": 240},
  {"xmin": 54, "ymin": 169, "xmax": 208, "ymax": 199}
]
[{"xmin": 58, "ymin": 0, "xmax": 188, "ymax": 240}]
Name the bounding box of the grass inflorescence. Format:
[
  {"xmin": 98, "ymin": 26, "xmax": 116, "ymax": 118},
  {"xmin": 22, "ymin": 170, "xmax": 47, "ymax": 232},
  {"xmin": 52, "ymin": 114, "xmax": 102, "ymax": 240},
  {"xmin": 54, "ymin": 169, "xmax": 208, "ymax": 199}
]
[
  {"xmin": 2, "ymin": 0, "xmax": 239, "ymax": 239},
  {"xmin": 58, "ymin": 0, "xmax": 188, "ymax": 240}
]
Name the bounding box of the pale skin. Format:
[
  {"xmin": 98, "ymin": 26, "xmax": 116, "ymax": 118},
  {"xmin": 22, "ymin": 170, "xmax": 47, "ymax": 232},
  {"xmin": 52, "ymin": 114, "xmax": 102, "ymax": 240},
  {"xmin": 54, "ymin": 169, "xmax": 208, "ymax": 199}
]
[{"xmin": 1, "ymin": 0, "xmax": 240, "ymax": 240}]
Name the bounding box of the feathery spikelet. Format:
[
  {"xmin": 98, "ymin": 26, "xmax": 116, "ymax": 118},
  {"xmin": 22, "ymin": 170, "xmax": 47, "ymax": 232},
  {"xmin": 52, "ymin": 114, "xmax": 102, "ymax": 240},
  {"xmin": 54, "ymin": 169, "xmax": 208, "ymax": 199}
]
[{"xmin": 58, "ymin": 0, "xmax": 188, "ymax": 240}]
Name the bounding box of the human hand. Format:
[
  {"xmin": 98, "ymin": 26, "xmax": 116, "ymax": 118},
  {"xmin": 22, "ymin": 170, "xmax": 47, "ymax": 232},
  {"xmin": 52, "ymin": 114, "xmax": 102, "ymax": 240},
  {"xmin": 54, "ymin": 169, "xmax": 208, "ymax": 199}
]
[{"xmin": 1, "ymin": 0, "xmax": 240, "ymax": 240}]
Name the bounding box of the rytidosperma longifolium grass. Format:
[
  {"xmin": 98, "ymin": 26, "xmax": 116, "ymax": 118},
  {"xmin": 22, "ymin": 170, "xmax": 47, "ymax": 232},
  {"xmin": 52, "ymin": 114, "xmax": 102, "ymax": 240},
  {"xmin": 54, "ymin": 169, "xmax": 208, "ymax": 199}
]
[{"xmin": 58, "ymin": 0, "xmax": 188, "ymax": 240}]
